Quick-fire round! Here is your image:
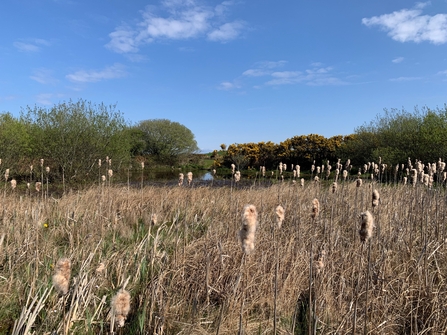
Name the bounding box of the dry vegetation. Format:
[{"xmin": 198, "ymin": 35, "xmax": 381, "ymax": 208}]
[{"xmin": 1, "ymin": 174, "xmax": 447, "ymax": 334}]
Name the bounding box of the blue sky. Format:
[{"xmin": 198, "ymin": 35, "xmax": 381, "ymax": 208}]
[{"xmin": 2, "ymin": 1, "xmax": 447, "ymax": 152}]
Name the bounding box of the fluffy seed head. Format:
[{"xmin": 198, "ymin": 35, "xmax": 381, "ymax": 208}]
[
  {"xmin": 35, "ymin": 182, "xmax": 42, "ymax": 192},
  {"xmin": 52, "ymin": 258, "xmax": 71, "ymax": 296},
  {"xmin": 311, "ymin": 198, "xmax": 320, "ymax": 219},
  {"xmin": 239, "ymin": 204, "xmax": 258, "ymax": 254},
  {"xmin": 275, "ymin": 205, "xmax": 285, "ymax": 229},
  {"xmin": 111, "ymin": 289, "xmax": 131, "ymax": 328},
  {"xmin": 372, "ymin": 189, "xmax": 380, "ymax": 207},
  {"xmin": 359, "ymin": 211, "xmax": 375, "ymax": 243}
]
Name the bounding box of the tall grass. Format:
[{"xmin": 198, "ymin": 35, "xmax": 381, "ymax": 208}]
[{"xmin": 1, "ymin": 176, "xmax": 447, "ymax": 334}]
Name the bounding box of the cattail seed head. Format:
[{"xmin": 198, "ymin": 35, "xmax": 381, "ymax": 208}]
[
  {"xmin": 35, "ymin": 182, "xmax": 42, "ymax": 192},
  {"xmin": 45, "ymin": 166, "xmax": 50, "ymax": 173},
  {"xmin": 95, "ymin": 262, "xmax": 106, "ymax": 276},
  {"xmin": 187, "ymin": 171, "xmax": 193, "ymax": 185},
  {"xmin": 108, "ymin": 169, "xmax": 113, "ymax": 178},
  {"xmin": 98, "ymin": 159, "xmax": 101, "ymax": 167},
  {"xmin": 372, "ymin": 189, "xmax": 380, "ymax": 207},
  {"xmin": 359, "ymin": 211, "xmax": 375, "ymax": 243},
  {"xmin": 111, "ymin": 289, "xmax": 131, "ymax": 328},
  {"xmin": 311, "ymin": 198, "xmax": 320, "ymax": 219},
  {"xmin": 40, "ymin": 159, "xmax": 44, "ymax": 167},
  {"xmin": 151, "ymin": 213, "xmax": 157, "ymax": 225},
  {"xmin": 101, "ymin": 175, "xmax": 106, "ymax": 182},
  {"xmin": 10, "ymin": 179, "xmax": 16, "ymax": 189},
  {"xmin": 356, "ymin": 178, "xmax": 362, "ymax": 187},
  {"xmin": 239, "ymin": 204, "xmax": 258, "ymax": 254},
  {"xmin": 178, "ymin": 173, "xmax": 184, "ymax": 186},
  {"xmin": 4, "ymin": 169, "xmax": 9, "ymax": 181},
  {"xmin": 332, "ymin": 182, "xmax": 337, "ymax": 193},
  {"xmin": 300, "ymin": 178, "xmax": 304, "ymax": 187},
  {"xmin": 52, "ymin": 258, "xmax": 71, "ymax": 296},
  {"xmin": 275, "ymin": 205, "xmax": 285, "ymax": 229}
]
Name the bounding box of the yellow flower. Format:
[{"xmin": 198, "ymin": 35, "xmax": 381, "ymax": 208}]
[{"xmin": 43, "ymin": 222, "xmax": 49, "ymax": 228}]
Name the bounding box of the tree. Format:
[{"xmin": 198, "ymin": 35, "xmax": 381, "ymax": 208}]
[
  {"xmin": 136, "ymin": 119, "xmax": 199, "ymax": 165},
  {"xmin": 0, "ymin": 113, "xmax": 32, "ymax": 174},
  {"xmin": 22, "ymin": 99, "xmax": 131, "ymax": 184}
]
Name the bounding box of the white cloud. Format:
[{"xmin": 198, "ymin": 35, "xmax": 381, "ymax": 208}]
[
  {"xmin": 266, "ymin": 66, "xmax": 346, "ymax": 86},
  {"xmin": 66, "ymin": 64, "xmax": 127, "ymax": 83},
  {"xmin": 106, "ymin": 0, "xmax": 246, "ymax": 54},
  {"xmin": 207, "ymin": 21, "xmax": 245, "ymax": 41},
  {"xmin": 217, "ymin": 81, "xmax": 240, "ymax": 90},
  {"xmin": 35, "ymin": 93, "xmax": 64, "ymax": 105},
  {"xmin": 13, "ymin": 39, "xmax": 50, "ymax": 52},
  {"xmin": 362, "ymin": 3, "xmax": 447, "ymax": 44},
  {"xmin": 266, "ymin": 71, "xmax": 303, "ymax": 85},
  {"xmin": 392, "ymin": 56, "xmax": 404, "ymax": 63},
  {"xmin": 242, "ymin": 69, "xmax": 269, "ymax": 77},
  {"xmin": 30, "ymin": 68, "xmax": 59, "ymax": 84},
  {"xmin": 389, "ymin": 76, "xmax": 422, "ymax": 81}
]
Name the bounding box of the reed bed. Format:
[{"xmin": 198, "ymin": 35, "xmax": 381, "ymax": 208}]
[{"xmin": 1, "ymin": 179, "xmax": 447, "ymax": 334}]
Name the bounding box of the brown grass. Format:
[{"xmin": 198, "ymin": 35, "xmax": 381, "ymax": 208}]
[{"xmin": 1, "ymin": 180, "xmax": 447, "ymax": 334}]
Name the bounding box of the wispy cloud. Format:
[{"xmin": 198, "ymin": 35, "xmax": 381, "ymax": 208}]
[
  {"xmin": 14, "ymin": 39, "xmax": 51, "ymax": 52},
  {"xmin": 362, "ymin": 2, "xmax": 447, "ymax": 44},
  {"xmin": 30, "ymin": 68, "xmax": 59, "ymax": 84},
  {"xmin": 217, "ymin": 81, "xmax": 240, "ymax": 90},
  {"xmin": 106, "ymin": 0, "xmax": 246, "ymax": 54},
  {"xmin": 35, "ymin": 93, "xmax": 65, "ymax": 105},
  {"xmin": 224, "ymin": 61, "xmax": 347, "ymax": 90},
  {"xmin": 389, "ymin": 76, "xmax": 422, "ymax": 82},
  {"xmin": 392, "ymin": 56, "xmax": 404, "ymax": 63},
  {"xmin": 66, "ymin": 63, "xmax": 127, "ymax": 83}
]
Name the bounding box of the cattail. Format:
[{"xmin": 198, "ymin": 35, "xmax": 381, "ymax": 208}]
[
  {"xmin": 311, "ymin": 198, "xmax": 319, "ymax": 219},
  {"xmin": 151, "ymin": 213, "xmax": 157, "ymax": 225},
  {"xmin": 314, "ymin": 176, "xmax": 319, "ymax": 183},
  {"xmin": 111, "ymin": 289, "xmax": 131, "ymax": 328},
  {"xmin": 187, "ymin": 171, "xmax": 193, "ymax": 185},
  {"xmin": 98, "ymin": 159, "xmax": 102, "ymax": 167},
  {"xmin": 296, "ymin": 165, "xmax": 300, "ymax": 178},
  {"xmin": 95, "ymin": 262, "xmax": 106, "ymax": 276},
  {"xmin": 101, "ymin": 175, "xmax": 106, "ymax": 182},
  {"xmin": 45, "ymin": 166, "xmax": 50, "ymax": 173},
  {"xmin": 10, "ymin": 179, "xmax": 16, "ymax": 189},
  {"xmin": 178, "ymin": 173, "xmax": 184, "ymax": 186},
  {"xmin": 35, "ymin": 182, "xmax": 42, "ymax": 192},
  {"xmin": 359, "ymin": 211, "xmax": 375, "ymax": 242},
  {"xmin": 52, "ymin": 258, "xmax": 71, "ymax": 296},
  {"xmin": 239, "ymin": 204, "xmax": 258, "ymax": 254},
  {"xmin": 4, "ymin": 169, "xmax": 9, "ymax": 181},
  {"xmin": 141, "ymin": 162, "xmax": 144, "ymax": 169},
  {"xmin": 234, "ymin": 171, "xmax": 241, "ymax": 182},
  {"xmin": 275, "ymin": 205, "xmax": 285, "ymax": 229},
  {"xmin": 316, "ymin": 166, "xmax": 320, "ymax": 174},
  {"xmin": 212, "ymin": 169, "xmax": 216, "ymax": 175},
  {"xmin": 403, "ymin": 176, "xmax": 407, "ymax": 185},
  {"xmin": 279, "ymin": 162, "xmax": 283, "ymax": 174},
  {"xmin": 332, "ymin": 182, "xmax": 337, "ymax": 193},
  {"xmin": 30, "ymin": 165, "xmax": 33, "ymax": 172},
  {"xmin": 300, "ymin": 178, "xmax": 304, "ymax": 187},
  {"xmin": 342, "ymin": 169, "xmax": 348, "ymax": 181},
  {"xmin": 372, "ymin": 189, "xmax": 380, "ymax": 207},
  {"xmin": 356, "ymin": 178, "xmax": 362, "ymax": 187},
  {"xmin": 108, "ymin": 169, "xmax": 113, "ymax": 178},
  {"xmin": 40, "ymin": 158, "xmax": 44, "ymax": 167},
  {"xmin": 314, "ymin": 249, "xmax": 326, "ymax": 275},
  {"xmin": 231, "ymin": 164, "xmax": 235, "ymax": 174}
]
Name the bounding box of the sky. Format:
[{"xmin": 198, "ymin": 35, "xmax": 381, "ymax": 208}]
[{"xmin": 2, "ymin": 1, "xmax": 447, "ymax": 152}]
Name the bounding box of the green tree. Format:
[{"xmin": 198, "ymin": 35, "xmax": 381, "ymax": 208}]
[
  {"xmin": 22, "ymin": 99, "xmax": 131, "ymax": 184},
  {"xmin": 0, "ymin": 113, "xmax": 32, "ymax": 174},
  {"xmin": 136, "ymin": 119, "xmax": 199, "ymax": 165}
]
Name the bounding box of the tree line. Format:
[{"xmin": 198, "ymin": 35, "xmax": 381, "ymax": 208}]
[
  {"xmin": 2, "ymin": 99, "xmax": 447, "ymax": 185},
  {"xmin": 0, "ymin": 99, "xmax": 198, "ymax": 185},
  {"xmin": 218, "ymin": 105, "xmax": 447, "ymax": 173}
]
